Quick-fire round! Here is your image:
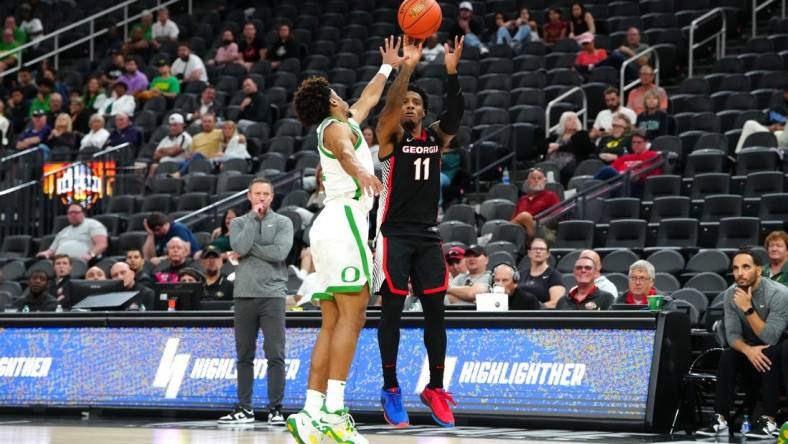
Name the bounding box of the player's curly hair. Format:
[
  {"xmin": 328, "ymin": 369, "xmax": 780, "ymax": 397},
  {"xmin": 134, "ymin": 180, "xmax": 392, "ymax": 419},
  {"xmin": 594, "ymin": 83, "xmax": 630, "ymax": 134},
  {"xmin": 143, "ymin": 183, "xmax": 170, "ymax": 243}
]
[
  {"xmin": 407, "ymin": 84, "xmax": 429, "ymax": 114},
  {"xmin": 294, "ymin": 76, "xmax": 332, "ymax": 127}
]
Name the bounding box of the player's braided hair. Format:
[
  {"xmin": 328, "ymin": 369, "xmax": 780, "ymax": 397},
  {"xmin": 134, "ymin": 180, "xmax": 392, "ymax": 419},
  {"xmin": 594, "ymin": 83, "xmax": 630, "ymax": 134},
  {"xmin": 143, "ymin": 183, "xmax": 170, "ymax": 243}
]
[
  {"xmin": 407, "ymin": 84, "xmax": 429, "ymax": 114},
  {"xmin": 294, "ymin": 76, "xmax": 332, "ymax": 127}
]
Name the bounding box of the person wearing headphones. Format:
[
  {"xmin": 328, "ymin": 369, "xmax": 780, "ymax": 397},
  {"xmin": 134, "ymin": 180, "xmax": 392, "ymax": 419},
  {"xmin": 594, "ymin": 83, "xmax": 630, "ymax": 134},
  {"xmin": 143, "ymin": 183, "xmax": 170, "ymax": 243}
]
[{"xmin": 491, "ymin": 262, "xmax": 541, "ymax": 310}]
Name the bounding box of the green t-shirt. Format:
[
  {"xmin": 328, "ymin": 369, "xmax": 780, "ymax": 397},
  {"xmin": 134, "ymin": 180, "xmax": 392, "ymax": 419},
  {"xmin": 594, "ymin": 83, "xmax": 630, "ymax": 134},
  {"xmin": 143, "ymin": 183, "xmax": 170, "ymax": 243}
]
[
  {"xmin": 132, "ymin": 23, "xmax": 152, "ymax": 41},
  {"xmin": 29, "ymin": 94, "xmax": 51, "ymax": 116},
  {"xmin": 12, "ymin": 27, "xmax": 27, "ymax": 44},
  {"xmin": 763, "ymin": 262, "xmax": 788, "ymax": 287},
  {"xmin": 150, "ymin": 75, "xmax": 180, "ymax": 94},
  {"xmin": 0, "ymin": 41, "xmax": 18, "ymax": 60}
]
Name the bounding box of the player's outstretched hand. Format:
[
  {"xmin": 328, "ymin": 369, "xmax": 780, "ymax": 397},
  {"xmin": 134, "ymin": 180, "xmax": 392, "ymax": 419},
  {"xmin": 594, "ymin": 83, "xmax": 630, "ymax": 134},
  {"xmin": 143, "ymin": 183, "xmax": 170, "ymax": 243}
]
[
  {"xmin": 380, "ymin": 36, "xmax": 405, "ymax": 68},
  {"xmin": 358, "ymin": 171, "xmax": 383, "ymax": 197},
  {"xmin": 443, "ymin": 36, "xmax": 464, "ymax": 75},
  {"xmin": 402, "ymin": 36, "xmax": 423, "ymax": 69}
]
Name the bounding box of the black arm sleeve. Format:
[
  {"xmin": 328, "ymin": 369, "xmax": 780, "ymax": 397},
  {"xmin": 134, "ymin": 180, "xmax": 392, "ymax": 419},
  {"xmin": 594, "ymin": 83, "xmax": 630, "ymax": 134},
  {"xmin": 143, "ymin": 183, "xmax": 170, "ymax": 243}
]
[{"xmin": 438, "ymin": 74, "xmax": 463, "ymax": 136}]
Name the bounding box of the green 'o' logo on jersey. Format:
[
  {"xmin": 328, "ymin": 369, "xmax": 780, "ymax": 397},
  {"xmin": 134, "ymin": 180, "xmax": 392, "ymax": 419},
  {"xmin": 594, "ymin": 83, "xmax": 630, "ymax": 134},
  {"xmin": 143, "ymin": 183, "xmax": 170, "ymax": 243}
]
[{"xmin": 341, "ymin": 266, "xmax": 360, "ymax": 283}]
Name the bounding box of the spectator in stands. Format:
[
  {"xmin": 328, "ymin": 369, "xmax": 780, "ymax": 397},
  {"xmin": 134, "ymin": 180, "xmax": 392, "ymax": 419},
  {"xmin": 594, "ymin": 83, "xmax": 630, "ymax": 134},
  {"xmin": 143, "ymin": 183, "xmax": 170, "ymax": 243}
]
[
  {"xmin": 220, "ymin": 120, "xmax": 250, "ymax": 160},
  {"xmin": 123, "ymin": 27, "xmax": 152, "ymax": 63},
  {"xmin": 50, "ymin": 254, "xmax": 72, "ymax": 303},
  {"xmin": 41, "ymin": 67, "xmax": 69, "ymax": 106},
  {"xmin": 262, "ymin": 24, "xmax": 299, "ymax": 71},
  {"xmin": 151, "ymin": 7, "xmax": 178, "ymax": 48},
  {"xmin": 29, "ymin": 77, "xmax": 53, "ymax": 116},
  {"xmin": 79, "ymin": 114, "xmax": 110, "ymax": 150},
  {"xmin": 361, "ymin": 125, "xmax": 381, "ymax": 173},
  {"xmin": 46, "ymin": 113, "xmax": 78, "ymax": 150},
  {"xmin": 37, "ymin": 203, "xmax": 107, "ymax": 261},
  {"xmin": 597, "ymin": 112, "xmax": 632, "ymax": 163},
  {"xmin": 593, "ymin": 130, "xmax": 662, "ymax": 196},
  {"xmin": 555, "ymin": 256, "xmax": 613, "ymax": 310},
  {"xmin": 542, "ymin": 111, "xmax": 595, "ymax": 184},
  {"xmin": 734, "ymin": 111, "xmax": 787, "ymax": 154},
  {"xmin": 517, "ymin": 238, "xmax": 564, "ymax": 308},
  {"xmin": 568, "ymin": 1, "xmax": 595, "ymax": 39},
  {"xmin": 143, "ymin": 212, "xmax": 200, "ymax": 263},
  {"xmin": 490, "ymin": 263, "xmax": 539, "ymax": 310},
  {"xmin": 45, "ymin": 92, "xmax": 64, "ymax": 123},
  {"xmin": 763, "ymin": 230, "xmax": 788, "ymax": 286},
  {"xmin": 577, "ymin": 249, "xmax": 618, "ymax": 297},
  {"xmin": 151, "ymin": 113, "xmax": 191, "ymax": 169},
  {"xmin": 100, "ymin": 25, "xmax": 124, "ymax": 57},
  {"xmin": 574, "ymin": 33, "xmax": 607, "ymax": 76},
  {"xmin": 138, "ymin": 58, "xmax": 180, "ymax": 101},
  {"xmin": 596, "ymin": 27, "xmax": 650, "ymax": 84},
  {"xmin": 69, "ymin": 97, "xmax": 91, "ymax": 134},
  {"xmin": 172, "ymin": 41, "xmax": 207, "ymax": 83},
  {"xmin": 237, "ymin": 22, "xmax": 265, "ymax": 71},
  {"xmin": 543, "ymin": 8, "xmax": 568, "ymax": 47},
  {"xmin": 15, "ymin": 109, "xmax": 50, "ymax": 153},
  {"xmin": 590, "ymin": 88, "xmax": 637, "ymax": 141},
  {"xmin": 18, "ymin": 3, "xmax": 43, "ymax": 42},
  {"xmin": 117, "ymin": 58, "xmax": 149, "ymax": 96},
  {"xmin": 105, "ymin": 112, "xmax": 141, "ymax": 151},
  {"xmin": 178, "ymin": 267, "xmax": 205, "ymax": 285},
  {"xmin": 110, "ymin": 261, "xmax": 154, "ymax": 310},
  {"xmin": 0, "ymin": 28, "xmax": 19, "ymax": 73},
  {"xmin": 635, "ymin": 90, "xmax": 671, "ymax": 139},
  {"xmin": 0, "ymin": 101, "xmax": 10, "ymax": 149},
  {"xmin": 190, "ymin": 112, "xmax": 223, "ymax": 160},
  {"xmin": 201, "ymin": 245, "xmax": 233, "ymax": 300},
  {"xmin": 419, "ymin": 34, "xmax": 444, "ymax": 67},
  {"xmin": 208, "ymin": 30, "xmax": 239, "ymax": 66},
  {"xmin": 186, "ymin": 84, "xmax": 218, "ymax": 124},
  {"xmin": 16, "ymin": 67, "xmax": 37, "ymax": 100},
  {"xmin": 618, "ymin": 260, "xmax": 658, "ymax": 305},
  {"xmin": 85, "ymin": 266, "xmax": 107, "ymax": 281},
  {"xmin": 495, "ymin": 8, "xmax": 537, "ymax": 49},
  {"xmin": 238, "ymin": 77, "xmax": 271, "ymax": 124},
  {"xmin": 5, "ymin": 16, "xmax": 27, "ymax": 44},
  {"xmin": 96, "ymin": 81, "xmax": 135, "ymax": 116},
  {"xmin": 209, "ymin": 208, "xmax": 237, "ymax": 253},
  {"xmin": 445, "ymin": 245, "xmax": 490, "ymax": 305},
  {"xmin": 511, "ymin": 167, "xmax": 560, "ymax": 238},
  {"xmin": 153, "ymin": 237, "xmax": 193, "ymax": 282},
  {"xmin": 125, "ymin": 248, "xmax": 152, "ymax": 287},
  {"xmin": 6, "ymin": 87, "xmax": 28, "ymax": 133},
  {"xmin": 101, "ymin": 52, "xmax": 125, "ymax": 87},
  {"xmin": 13, "ymin": 270, "xmax": 56, "ymax": 312},
  {"xmin": 696, "ymin": 249, "xmax": 788, "ymax": 439},
  {"xmin": 439, "ymin": 138, "xmax": 461, "ymax": 206},
  {"xmin": 445, "ymin": 247, "xmax": 467, "ymax": 279},
  {"xmin": 450, "ymin": 2, "xmax": 485, "ymax": 52},
  {"xmin": 626, "ymin": 64, "xmax": 668, "ymax": 115}
]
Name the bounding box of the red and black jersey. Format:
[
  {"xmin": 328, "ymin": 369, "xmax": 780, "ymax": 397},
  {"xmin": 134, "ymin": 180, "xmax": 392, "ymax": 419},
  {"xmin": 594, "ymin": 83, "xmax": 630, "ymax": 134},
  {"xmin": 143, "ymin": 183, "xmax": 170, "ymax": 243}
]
[{"xmin": 377, "ymin": 127, "xmax": 443, "ymax": 239}]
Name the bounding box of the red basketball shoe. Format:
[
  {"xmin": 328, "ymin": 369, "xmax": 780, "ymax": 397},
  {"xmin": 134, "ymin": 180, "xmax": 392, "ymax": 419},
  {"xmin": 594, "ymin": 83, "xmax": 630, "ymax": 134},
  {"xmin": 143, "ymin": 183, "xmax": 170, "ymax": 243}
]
[{"xmin": 420, "ymin": 386, "xmax": 457, "ymax": 427}]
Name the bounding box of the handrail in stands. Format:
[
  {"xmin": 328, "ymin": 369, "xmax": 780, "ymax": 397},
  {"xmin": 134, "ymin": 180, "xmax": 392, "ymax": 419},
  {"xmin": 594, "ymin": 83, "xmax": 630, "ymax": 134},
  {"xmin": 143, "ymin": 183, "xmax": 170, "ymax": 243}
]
[
  {"xmin": 0, "ymin": 0, "xmax": 190, "ymax": 78},
  {"xmin": 464, "ymin": 123, "xmax": 513, "ymax": 195},
  {"xmin": 688, "ymin": 8, "xmax": 727, "ymax": 78},
  {"xmin": 0, "ymin": 146, "xmax": 43, "ymax": 165},
  {"xmin": 752, "ymin": 0, "xmax": 787, "ymax": 37},
  {"xmin": 545, "ymin": 87, "xmax": 587, "ymax": 136},
  {"xmin": 619, "ymin": 46, "xmax": 661, "ymax": 104}
]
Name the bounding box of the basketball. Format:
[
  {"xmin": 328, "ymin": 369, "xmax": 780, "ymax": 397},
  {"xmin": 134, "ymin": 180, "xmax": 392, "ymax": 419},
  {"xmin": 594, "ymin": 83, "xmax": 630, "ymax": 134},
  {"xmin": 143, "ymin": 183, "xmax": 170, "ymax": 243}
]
[{"xmin": 397, "ymin": 0, "xmax": 442, "ymax": 40}]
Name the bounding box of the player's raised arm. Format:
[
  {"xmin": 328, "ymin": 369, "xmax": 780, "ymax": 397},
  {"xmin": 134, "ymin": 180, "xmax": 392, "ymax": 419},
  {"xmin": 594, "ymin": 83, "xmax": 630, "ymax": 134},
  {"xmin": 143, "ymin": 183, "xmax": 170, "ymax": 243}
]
[
  {"xmin": 429, "ymin": 36, "xmax": 465, "ymax": 148},
  {"xmin": 376, "ymin": 37, "xmax": 422, "ymax": 158},
  {"xmin": 323, "ymin": 122, "xmax": 383, "ymax": 197},
  {"xmin": 349, "ymin": 36, "xmax": 405, "ymax": 124}
]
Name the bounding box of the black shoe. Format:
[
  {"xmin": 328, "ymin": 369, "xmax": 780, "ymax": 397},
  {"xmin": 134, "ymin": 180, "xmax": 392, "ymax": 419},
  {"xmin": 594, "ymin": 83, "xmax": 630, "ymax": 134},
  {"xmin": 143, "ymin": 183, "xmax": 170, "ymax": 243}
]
[
  {"xmin": 268, "ymin": 406, "xmax": 285, "ymax": 426},
  {"xmin": 695, "ymin": 414, "xmax": 729, "ymax": 437},
  {"xmin": 745, "ymin": 415, "xmax": 778, "ymax": 439},
  {"xmin": 218, "ymin": 407, "xmax": 255, "ymax": 424}
]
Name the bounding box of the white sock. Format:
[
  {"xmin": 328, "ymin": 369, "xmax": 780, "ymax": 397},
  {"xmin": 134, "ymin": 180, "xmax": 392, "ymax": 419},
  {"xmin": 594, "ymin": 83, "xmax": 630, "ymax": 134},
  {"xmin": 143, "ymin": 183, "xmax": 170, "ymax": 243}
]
[
  {"xmin": 304, "ymin": 389, "xmax": 325, "ymax": 417},
  {"xmin": 325, "ymin": 379, "xmax": 346, "ymax": 413}
]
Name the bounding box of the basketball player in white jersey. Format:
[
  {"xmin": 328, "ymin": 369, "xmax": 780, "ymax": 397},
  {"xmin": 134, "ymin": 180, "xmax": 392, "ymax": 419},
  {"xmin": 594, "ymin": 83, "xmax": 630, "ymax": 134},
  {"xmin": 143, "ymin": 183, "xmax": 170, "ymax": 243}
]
[{"xmin": 287, "ymin": 36, "xmax": 404, "ymax": 444}]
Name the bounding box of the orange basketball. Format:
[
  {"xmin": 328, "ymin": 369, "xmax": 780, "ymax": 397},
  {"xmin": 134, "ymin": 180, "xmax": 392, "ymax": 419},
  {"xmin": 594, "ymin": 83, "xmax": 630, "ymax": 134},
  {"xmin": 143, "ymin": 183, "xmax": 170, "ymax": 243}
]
[{"xmin": 397, "ymin": 0, "xmax": 442, "ymax": 40}]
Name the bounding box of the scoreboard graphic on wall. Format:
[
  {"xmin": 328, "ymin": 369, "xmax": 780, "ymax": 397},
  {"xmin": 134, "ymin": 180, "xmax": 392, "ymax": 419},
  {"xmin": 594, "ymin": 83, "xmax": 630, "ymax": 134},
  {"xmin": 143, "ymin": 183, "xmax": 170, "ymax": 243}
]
[{"xmin": 42, "ymin": 161, "xmax": 116, "ymax": 209}]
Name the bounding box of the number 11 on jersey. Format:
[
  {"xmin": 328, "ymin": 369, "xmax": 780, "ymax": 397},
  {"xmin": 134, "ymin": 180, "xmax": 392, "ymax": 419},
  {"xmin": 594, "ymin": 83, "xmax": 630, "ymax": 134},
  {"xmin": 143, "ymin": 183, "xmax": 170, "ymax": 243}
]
[{"xmin": 413, "ymin": 157, "xmax": 430, "ymax": 181}]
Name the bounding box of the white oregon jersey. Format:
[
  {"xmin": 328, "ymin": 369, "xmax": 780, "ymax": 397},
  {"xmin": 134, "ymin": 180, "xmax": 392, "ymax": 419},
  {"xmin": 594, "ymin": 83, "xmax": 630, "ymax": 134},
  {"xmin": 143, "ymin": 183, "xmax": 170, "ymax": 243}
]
[{"xmin": 315, "ymin": 116, "xmax": 375, "ymax": 211}]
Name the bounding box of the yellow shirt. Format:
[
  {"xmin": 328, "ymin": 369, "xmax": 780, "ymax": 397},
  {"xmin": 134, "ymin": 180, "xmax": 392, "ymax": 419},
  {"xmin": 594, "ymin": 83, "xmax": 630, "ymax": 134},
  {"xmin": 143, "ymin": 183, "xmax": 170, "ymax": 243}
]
[{"xmin": 192, "ymin": 129, "xmax": 223, "ymax": 157}]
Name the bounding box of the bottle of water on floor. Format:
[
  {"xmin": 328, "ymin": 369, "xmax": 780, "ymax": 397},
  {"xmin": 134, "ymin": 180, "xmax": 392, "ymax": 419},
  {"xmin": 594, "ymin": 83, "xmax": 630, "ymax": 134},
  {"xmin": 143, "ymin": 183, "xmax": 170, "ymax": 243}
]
[
  {"xmin": 502, "ymin": 168, "xmax": 510, "ymax": 184},
  {"xmin": 741, "ymin": 414, "xmax": 750, "ymax": 437}
]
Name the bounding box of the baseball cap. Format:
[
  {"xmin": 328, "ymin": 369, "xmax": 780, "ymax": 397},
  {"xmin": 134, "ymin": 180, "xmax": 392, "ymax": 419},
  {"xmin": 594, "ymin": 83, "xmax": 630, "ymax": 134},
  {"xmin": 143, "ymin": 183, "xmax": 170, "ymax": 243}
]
[
  {"xmin": 577, "ymin": 32, "xmax": 594, "ymax": 44},
  {"xmin": 459, "ymin": 1, "xmax": 473, "ymax": 11},
  {"xmin": 168, "ymin": 113, "xmax": 184, "ymax": 125},
  {"xmin": 31, "ymin": 109, "xmax": 46, "ymax": 117},
  {"xmin": 465, "ymin": 244, "xmax": 486, "ymax": 256},
  {"xmin": 155, "ymin": 58, "xmax": 169, "ymax": 67},
  {"xmin": 201, "ymin": 245, "xmax": 222, "ymax": 258},
  {"xmin": 178, "ymin": 267, "xmax": 205, "ymax": 283},
  {"xmin": 445, "ymin": 246, "xmax": 465, "ymax": 261}
]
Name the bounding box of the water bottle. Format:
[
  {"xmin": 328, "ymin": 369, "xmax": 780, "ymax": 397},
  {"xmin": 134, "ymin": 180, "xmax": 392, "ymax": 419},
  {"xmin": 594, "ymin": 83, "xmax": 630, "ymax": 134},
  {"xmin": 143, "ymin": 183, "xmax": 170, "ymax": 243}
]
[
  {"xmin": 502, "ymin": 168, "xmax": 510, "ymax": 184},
  {"xmin": 741, "ymin": 415, "xmax": 751, "ymax": 435},
  {"xmin": 55, "ymin": 304, "xmax": 63, "ymax": 313},
  {"xmin": 22, "ymin": 305, "xmax": 29, "ymax": 313},
  {"xmin": 139, "ymin": 304, "xmax": 146, "ymax": 312}
]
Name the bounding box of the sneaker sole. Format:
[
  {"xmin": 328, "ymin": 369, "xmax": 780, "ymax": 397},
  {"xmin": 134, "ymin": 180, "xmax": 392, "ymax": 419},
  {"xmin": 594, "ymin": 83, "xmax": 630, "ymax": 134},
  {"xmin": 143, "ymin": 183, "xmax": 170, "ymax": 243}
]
[
  {"xmin": 695, "ymin": 430, "xmax": 726, "ymax": 437},
  {"xmin": 381, "ymin": 397, "xmax": 409, "ymax": 428},
  {"xmin": 745, "ymin": 431, "xmax": 772, "ymax": 439},
  {"xmin": 217, "ymin": 418, "xmax": 255, "ymax": 424},
  {"xmin": 420, "ymin": 394, "xmax": 454, "ymax": 428},
  {"xmin": 286, "ymin": 418, "xmax": 310, "ymax": 444}
]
